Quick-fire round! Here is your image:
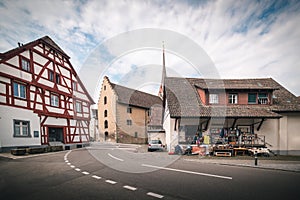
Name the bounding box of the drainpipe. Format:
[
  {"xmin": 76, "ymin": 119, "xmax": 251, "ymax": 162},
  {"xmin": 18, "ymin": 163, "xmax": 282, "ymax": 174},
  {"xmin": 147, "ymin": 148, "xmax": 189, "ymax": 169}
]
[{"xmin": 277, "ymin": 117, "xmax": 280, "ymax": 155}]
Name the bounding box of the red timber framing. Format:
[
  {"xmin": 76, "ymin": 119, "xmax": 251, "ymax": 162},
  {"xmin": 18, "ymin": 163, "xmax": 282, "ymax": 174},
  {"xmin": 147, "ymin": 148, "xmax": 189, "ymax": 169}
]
[{"xmin": 0, "ymin": 36, "xmax": 94, "ymax": 145}]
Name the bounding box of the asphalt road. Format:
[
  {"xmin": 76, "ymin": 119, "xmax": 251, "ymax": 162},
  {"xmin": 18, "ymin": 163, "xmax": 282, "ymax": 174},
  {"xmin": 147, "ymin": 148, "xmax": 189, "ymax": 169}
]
[{"xmin": 1, "ymin": 143, "xmax": 299, "ymax": 200}]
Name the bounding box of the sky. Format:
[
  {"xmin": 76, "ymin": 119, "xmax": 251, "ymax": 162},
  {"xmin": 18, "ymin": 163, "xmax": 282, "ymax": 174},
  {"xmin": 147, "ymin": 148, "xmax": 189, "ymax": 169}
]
[{"xmin": 1, "ymin": 0, "xmax": 300, "ymax": 101}]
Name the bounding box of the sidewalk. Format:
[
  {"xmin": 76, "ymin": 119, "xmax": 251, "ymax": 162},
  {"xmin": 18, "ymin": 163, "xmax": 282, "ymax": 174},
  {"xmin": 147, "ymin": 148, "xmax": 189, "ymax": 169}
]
[{"xmin": 183, "ymin": 156, "xmax": 300, "ymax": 173}]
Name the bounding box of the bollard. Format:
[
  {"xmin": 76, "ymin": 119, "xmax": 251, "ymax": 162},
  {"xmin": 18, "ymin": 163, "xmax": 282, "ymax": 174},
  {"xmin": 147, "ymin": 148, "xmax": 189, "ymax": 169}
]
[{"xmin": 254, "ymin": 151, "xmax": 258, "ymax": 166}]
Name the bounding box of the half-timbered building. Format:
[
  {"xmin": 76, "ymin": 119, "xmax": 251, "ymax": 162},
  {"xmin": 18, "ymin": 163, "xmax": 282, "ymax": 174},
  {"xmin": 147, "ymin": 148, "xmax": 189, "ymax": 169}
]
[{"xmin": 0, "ymin": 36, "xmax": 94, "ymax": 151}]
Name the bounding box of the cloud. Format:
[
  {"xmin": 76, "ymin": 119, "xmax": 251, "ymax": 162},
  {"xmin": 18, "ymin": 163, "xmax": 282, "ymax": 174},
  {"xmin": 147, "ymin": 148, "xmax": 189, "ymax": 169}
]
[{"xmin": 1, "ymin": 0, "xmax": 299, "ymax": 97}]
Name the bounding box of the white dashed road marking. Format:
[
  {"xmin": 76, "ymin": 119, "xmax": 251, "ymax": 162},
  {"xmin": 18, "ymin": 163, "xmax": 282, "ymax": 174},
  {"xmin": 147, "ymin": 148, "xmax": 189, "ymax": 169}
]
[
  {"xmin": 75, "ymin": 168, "xmax": 81, "ymax": 172},
  {"xmin": 64, "ymin": 150, "xmax": 167, "ymax": 199},
  {"xmin": 142, "ymin": 164, "xmax": 233, "ymax": 180},
  {"xmin": 108, "ymin": 153, "xmax": 124, "ymax": 162},
  {"xmin": 92, "ymin": 175, "xmax": 102, "ymax": 180},
  {"xmin": 123, "ymin": 185, "xmax": 137, "ymax": 191},
  {"xmin": 105, "ymin": 180, "xmax": 117, "ymax": 185},
  {"xmin": 147, "ymin": 192, "xmax": 164, "ymax": 199}
]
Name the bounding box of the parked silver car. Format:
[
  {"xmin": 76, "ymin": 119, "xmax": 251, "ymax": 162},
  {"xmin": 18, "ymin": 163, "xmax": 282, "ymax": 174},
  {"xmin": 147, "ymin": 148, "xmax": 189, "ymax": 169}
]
[{"xmin": 148, "ymin": 140, "xmax": 164, "ymax": 152}]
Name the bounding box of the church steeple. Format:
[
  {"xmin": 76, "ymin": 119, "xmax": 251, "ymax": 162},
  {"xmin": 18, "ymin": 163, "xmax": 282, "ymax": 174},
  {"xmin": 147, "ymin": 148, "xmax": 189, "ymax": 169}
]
[{"xmin": 158, "ymin": 41, "xmax": 166, "ymax": 99}]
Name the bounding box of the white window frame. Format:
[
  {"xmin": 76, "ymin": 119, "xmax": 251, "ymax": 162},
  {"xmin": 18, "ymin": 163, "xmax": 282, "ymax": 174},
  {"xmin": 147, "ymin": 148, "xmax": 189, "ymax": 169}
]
[
  {"xmin": 49, "ymin": 70, "xmax": 54, "ymax": 82},
  {"xmin": 76, "ymin": 101, "xmax": 82, "ymax": 113},
  {"xmin": 13, "ymin": 119, "xmax": 31, "ymax": 137},
  {"xmin": 229, "ymin": 93, "xmax": 238, "ymax": 104},
  {"xmin": 56, "ymin": 73, "xmax": 60, "ymax": 84},
  {"xmin": 21, "ymin": 58, "xmax": 30, "ymax": 71},
  {"xmin": 209, "ymin": 94, "xmax": 219, "ymax": 104},
  {"xmin": 13, "ymin": 82, "xmax": 26, "ymax": 99},
  {"xmin": 72, "ymin": 81, "xmax": 78, "ymax": 91},
  {"xmin": 50, "ymin": 94, "xmax": 59, "ymax": 107},
  {"xmin": 258, "ymin": 93, "xmax": 269, "ymax": 104}
]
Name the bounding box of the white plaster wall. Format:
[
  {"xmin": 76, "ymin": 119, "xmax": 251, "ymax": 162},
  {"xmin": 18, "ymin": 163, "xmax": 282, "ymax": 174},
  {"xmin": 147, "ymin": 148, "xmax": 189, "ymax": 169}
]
[
  {"xmin": 286, "ymin": 114, "xmax": 300, "ymax": 154},
  {"xmin": 44, "ymin": 117, "xmax": 67, "ymax": 126},
  {"xmin": 0, "ymin": 106, "xmax": 40, "ymax": 148},
  {"xmin": 255, "ymin": 118, "xmax": 279, "ymax": 152},
  {"xmin": 279, "ymin": 116, "xmax": 288, "ymax": 154}
]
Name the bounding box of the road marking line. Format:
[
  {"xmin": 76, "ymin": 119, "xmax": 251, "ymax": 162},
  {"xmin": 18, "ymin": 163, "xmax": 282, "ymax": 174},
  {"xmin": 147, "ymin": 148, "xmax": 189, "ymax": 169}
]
[
  {"xmin": 64, "ymin": 150, "xmax": 72, "ymax": 158},
  {"xmin": 123, "ymin": 185, "xmax": 137, "ymax": 191},
  {"xmin": 67, "ymin": 163, "xmax": 71, "ymax": 165},
  {"xmin": 142, "ymin": 164, "xmax": 232, "ymax": 180},
  {"xmin": 75, "ymin": 168, "xmax": 81, "ymax": 171},
  {"xmin": 65, "ymin": 160, "xmax": 69, "ymax": 163},
  {"xmin": 92, "ymin": 175, "xmax": 102, "ymax": 180},
  {"xmin": 70, "ymin": 165, "xmax": 75, "ymax": 168},
  {"xmin": 147, "ymin": 192, "xmax": 164, "ymax": 199},
  {"xmin": 108, "ymin": 153, "xmax": 124, "ymax": 162},
  {"xmin": 105, "ymin": 180, "xmax": 117, "ymax": 185},
  {"xmin": 82, "ymin": 171, "xmax": 90, "ymax": 175}
]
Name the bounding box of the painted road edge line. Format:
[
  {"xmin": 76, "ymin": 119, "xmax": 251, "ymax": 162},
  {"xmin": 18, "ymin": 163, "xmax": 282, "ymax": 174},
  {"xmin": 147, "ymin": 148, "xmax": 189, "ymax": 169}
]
[
  {"xmin": 82, "ymin": 171, "xmax": 90, "ymax": 175},
  {"xmin": 142, "ymin": 164, "xmax": 232, "ymax": 180},
  {"xmin": 108, "ymin": 153, "xmax": 124, "ymax": 162},
  {"xmin": 147, "ymin": 192, "xmax": 164, "ymax": 199},
  {"xmin": 123, "ymin": 185, "xmax": 137, "ymax": 191}
]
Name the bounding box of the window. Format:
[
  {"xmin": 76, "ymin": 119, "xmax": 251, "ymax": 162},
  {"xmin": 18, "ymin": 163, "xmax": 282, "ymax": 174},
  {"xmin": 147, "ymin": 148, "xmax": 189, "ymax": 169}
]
[
  {"xmin": 209, "ymin": 94, "xmax": 219, "ymax": 104},
  {"xmin": 49, "ymin": 70, "xmax": 54, "ymax": 82},
  {"xmin": 127, "ymin": 107, "xmax": 132, "ymax": 113},
  {"xmin": 72, "ymin": 81, "xmax": 78, "ymax": 91},
  {"xmin": 50, "ymin": 94, "xmax": 59, "ymax": 107},
  {"xmin": 13, "ymin": 120, "xmax": 31, "ymax": 137},
  {"xmin": 104, "ymin": 120, "xmax": 108, "ymax": 129},
  {"xmin": 134, "ymin": 132, "xmax": 138, "ymax": 138},
  {"xmin": 104, "ymin": 96, "xmax": 107, "ymax": 105},
  {"xmin": 13, "ymin": 82, "xmax": 26, "ymax": 99},
  {"xmin": 21, "ymin": 58, "xmax": 30, "ymax": 71},
  {"xmin": 229, "ymin": 93, "xmax": 238, "ymax": 104},
  {"xmin": 104, "ymin": 85, "xmax": 106, "ymax": 90},
  {"xmin": 258, "ymin": 93, "xmax": 268, "ymax": 104},
  {"xmin": 127, "ymin": 120, "xmax": 132, "ymax": 126},
  {"xmin": 104, "ymin": 110, "xmax": 108, "ymax": 117},
  {"xmin": 248, "ymin": 93, "xmax": 257, "ymax": 104},
  {"xmin": 56, "ymin": 74, "xmax": 60, "ymax": 84},
  {"xmin": 147, "ymin": 109, "xmax": 151, "ymax": 116},
  {"xmin": 76, "ymin": 101, "xmax": 82, "ymax": 112}
]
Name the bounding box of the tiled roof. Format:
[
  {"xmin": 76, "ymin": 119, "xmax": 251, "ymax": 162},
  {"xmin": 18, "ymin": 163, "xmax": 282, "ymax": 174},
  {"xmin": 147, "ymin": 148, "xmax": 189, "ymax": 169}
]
[
  {"xmin": 165, "ymin": 77, "xmax": 300, "ymax": 118},
  {"xmin": 0, "ymin": 36, "xmax": 94, "ymax": 104},
  {"xmin": 189, "ymin": 78, "xmax": 279, "ymax": 90},
  {"xmin": 0, "ymin": 36, "xmax": 68, "ymax": 59},
  {"xmin": 110, "ymin": 82, "xmax": 162, "ymax": 109}
]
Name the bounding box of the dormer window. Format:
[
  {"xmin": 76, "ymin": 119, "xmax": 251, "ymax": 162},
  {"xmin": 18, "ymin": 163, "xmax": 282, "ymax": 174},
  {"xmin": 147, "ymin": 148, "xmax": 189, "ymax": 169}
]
[
  {"xmin": 209, "ymin": 94, "xmax": 219, "ymax": 104},
  {"xmin": 229, "ymin": 93, "xmax": 238, "ymax": 104},
  {"xmin": 258, "ymin": 93, "xmax": 269, "ymax": 104}
]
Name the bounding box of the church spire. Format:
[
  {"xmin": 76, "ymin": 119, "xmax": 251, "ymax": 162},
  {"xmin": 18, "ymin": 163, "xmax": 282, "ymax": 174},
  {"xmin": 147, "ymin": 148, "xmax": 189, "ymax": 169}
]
[{"xmin": 159, "ymin": 41, "xmax": 166, "ymax": 99}]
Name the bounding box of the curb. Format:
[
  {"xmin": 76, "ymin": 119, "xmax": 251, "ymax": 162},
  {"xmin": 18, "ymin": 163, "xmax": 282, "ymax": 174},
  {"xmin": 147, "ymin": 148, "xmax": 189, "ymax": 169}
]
[{"xmin": 183, "ymin": 158, "xmax": 300, "ymax": 173}]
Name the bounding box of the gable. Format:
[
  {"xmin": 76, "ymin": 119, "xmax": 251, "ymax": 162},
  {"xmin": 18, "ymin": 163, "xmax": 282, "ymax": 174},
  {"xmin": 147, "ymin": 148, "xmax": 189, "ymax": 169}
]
[{"xmin": 0, "ymin": 36, "xmax": 94, "ymax": 104}]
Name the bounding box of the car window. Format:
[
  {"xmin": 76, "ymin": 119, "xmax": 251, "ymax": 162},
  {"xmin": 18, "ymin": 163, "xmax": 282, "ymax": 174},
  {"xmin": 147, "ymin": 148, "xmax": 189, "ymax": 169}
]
[{"xmin": 150, "ymin": 140, "xmax": 162, "ymax": 144}]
